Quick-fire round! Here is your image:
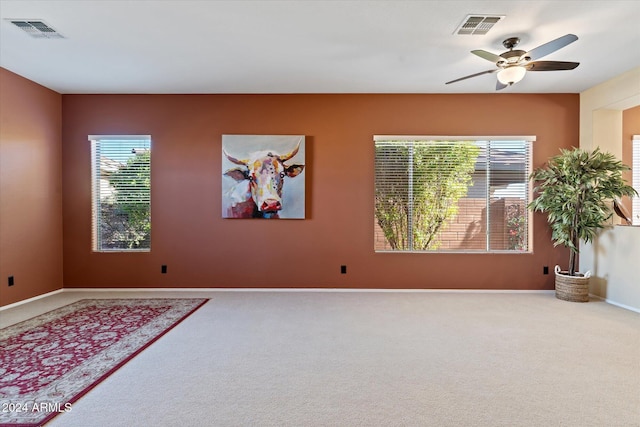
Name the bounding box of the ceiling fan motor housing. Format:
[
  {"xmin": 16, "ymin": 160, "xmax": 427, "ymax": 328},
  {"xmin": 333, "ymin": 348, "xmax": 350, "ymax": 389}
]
[{"xmin": 498, "ymin": 50, "xmax": 528, "ymax": 66}]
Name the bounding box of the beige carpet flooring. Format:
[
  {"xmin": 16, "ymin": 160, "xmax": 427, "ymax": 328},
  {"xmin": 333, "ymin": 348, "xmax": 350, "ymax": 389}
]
[{"xmin": 2, "ymin": 290, "xmax": 639, "ymax": 426}]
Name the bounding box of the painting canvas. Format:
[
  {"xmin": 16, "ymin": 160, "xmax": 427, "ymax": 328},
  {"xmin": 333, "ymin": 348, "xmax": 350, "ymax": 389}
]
[{"xmin": 222, "ymin": 135, "xmax": 305, "ymax": 219}]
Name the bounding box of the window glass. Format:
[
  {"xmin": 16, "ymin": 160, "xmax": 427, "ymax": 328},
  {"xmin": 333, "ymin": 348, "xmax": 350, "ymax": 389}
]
[
  {"xmin": 374, "ymin": 137, "xmax": 532, "ymax": 252},
  {"xmin": 90, "ymin": 135, "xmax": 151, "ymax": 252}
]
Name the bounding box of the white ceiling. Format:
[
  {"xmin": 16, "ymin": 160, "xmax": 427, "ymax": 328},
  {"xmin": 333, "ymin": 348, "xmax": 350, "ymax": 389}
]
[{"xmin": 1, "ymin": 0, "xmax": 639, "ymax": 94}]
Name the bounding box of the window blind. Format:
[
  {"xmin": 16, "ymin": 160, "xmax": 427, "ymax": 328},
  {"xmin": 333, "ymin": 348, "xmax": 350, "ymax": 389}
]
[
  {"xmin": 374, "ymin": 137, "xmax": 532, "ymax": 252},
  {"xmin": 90, "ymin": 135, "xmax": 151, "ymax": 251},
  {"xmin": 633, "ymin": 135, "xmax": 640, "ymax": 225}
]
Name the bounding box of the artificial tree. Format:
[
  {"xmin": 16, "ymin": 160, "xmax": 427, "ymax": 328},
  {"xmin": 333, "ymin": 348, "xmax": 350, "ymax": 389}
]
[{"xmin": 529, "ymin": 147, "xmax": 636, "ymax": 277}]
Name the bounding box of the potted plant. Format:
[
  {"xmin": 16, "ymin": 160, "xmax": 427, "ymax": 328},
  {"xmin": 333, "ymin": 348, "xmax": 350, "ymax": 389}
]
[{"xmin": 529, "ymin": 147, "xmax": 637, "ymax": 302}]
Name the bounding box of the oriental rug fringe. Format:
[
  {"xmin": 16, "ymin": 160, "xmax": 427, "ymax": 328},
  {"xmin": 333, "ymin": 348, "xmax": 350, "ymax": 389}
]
[{"xmin": 0, "ymin": 298, "xmax": 208, "ymax": 427}]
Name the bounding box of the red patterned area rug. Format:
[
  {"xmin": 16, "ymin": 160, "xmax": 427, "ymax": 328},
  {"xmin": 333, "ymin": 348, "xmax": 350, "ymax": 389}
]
[{"xmin": 0, "ymin": 298, "xmax": 208, "ymax": 426}]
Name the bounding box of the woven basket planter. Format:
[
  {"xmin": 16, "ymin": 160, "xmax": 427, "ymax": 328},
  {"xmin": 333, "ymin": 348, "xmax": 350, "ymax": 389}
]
[{"xmin": 554, "ymin": 265, "xmax": 591, "ymax": 302}]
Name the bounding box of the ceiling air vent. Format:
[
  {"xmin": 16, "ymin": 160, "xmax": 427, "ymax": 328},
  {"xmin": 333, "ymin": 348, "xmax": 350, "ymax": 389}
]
[
  {"xmin": 9, "ymin": 20, "xmax": 64, "ymax": 39},
  {"xmin": 454, "ymin": 15, "xmax": 505, "ymax": 35}
]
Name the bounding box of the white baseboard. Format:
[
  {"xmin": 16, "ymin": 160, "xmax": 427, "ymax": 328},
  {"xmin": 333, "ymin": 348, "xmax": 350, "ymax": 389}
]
[
  {"xmin": 60, "ymin": 287, "xmax": 556, "ymax": 294},
  {"xmin": 589, "ymin": 293, "xmax": 640, "ymax": 313},
  {"xmin": 7, "ymin": 288, "xmax": 638, "ymax": 313},
  {"xmin": 604, "ymin": 300, "xmax": 640, "ymax": 313},
  {"xmin": 0, "ymin": 288, "xmax": 64, "ymax": 311}
]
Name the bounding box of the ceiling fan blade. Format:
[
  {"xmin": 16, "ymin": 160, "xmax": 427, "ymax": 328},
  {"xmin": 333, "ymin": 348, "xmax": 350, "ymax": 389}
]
[
  {"xmin": 526, "ymin": 61, "xmax": 580, "ymax": 71},
  {"xmin": 445, "ymin": 69, "xmax": 497, "ymax": 85},
  {"xmin": 520, "ymin": 34, "xmax": 578, "ymax": 61},
  {"xmin": 496, "ymin": 80, "xmax": 508, "ymax": 91},
  {"xmin": 471, "ymin": 49, "xmax": 503, "ymax": 63}
]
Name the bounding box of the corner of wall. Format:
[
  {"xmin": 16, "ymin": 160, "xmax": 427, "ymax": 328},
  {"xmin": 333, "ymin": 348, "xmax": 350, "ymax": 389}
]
[{"xmin": 579, "ymin": 66, "xmax": 640, "ymax": 311}]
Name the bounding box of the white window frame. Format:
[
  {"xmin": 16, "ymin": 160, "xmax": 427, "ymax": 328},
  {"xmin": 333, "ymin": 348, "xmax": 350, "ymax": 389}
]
[
  {"xmin": 90, "ymin": 135, "xmax": 152, "ymax": 252},
  {"xmin": 374, "ymin": 135, "xmax": 535, "ymax": 253}
]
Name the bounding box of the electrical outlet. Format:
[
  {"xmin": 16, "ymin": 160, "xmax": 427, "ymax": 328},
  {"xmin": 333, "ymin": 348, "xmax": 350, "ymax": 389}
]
[
  {"xmin": 161, "ymin": 265, "xmax": 167, "ymax": 274},
  {"xmin": 8, "ymin": 276, "xmax": 14, "ymax": 286},
  {"xmin": 543, "ymin": 266, "xmax": 549, "ymax": 275},
  {"xmin": 341, "ymin": 265, "xmax": 347, "ymax": 274}
]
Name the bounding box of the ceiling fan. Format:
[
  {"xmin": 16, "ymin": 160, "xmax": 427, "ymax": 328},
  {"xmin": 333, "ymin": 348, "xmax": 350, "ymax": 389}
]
[{"xmin": 446, "ymin": 34, "xmax": 580, "ymax": 90}]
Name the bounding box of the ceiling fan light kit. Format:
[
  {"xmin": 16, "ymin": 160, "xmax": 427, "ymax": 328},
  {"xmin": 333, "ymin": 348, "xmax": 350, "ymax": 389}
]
[
  {"xmin": 497, "ymin": 66, "xmax": 527, "ymax": 85},
  {"xmin": 446, "ymin": 33, "xmax": 580, "ymax": 90}
]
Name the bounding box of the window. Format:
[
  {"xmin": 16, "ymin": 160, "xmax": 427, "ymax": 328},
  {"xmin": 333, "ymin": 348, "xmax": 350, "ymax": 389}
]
[
  {"xmin": 633, "ymin": 135, "xmax": 640, "ymax": 225},
  {"xmin": 90, "ymin": 135, "xmax": 151, "ymax": 251},
  {"xmin": 374, "ymin": 136, "xmax": 533, "ymax": 253}
]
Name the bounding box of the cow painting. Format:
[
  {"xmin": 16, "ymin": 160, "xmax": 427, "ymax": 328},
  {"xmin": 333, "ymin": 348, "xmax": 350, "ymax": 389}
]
[{"xmin": 222, "ymin": 135, "xmax": 305, "ymax": 219}]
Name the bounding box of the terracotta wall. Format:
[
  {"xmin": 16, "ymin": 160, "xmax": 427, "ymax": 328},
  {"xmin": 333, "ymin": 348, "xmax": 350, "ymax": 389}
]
[
  {"xmin": 61, "ymin": 93, "xmax": 575, "ymax": 290},
  {"xmin": 0, "ymin": 68, "xmax": 63, "ymax": 307}
]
